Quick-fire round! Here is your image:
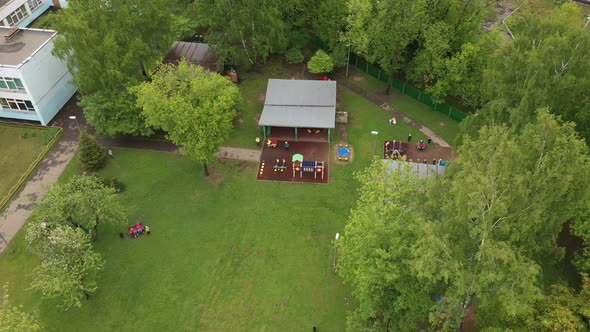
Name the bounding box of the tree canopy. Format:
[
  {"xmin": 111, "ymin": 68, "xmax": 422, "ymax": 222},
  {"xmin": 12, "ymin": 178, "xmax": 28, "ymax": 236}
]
[
  {"xmin": 339, "ymin": 160, "xmax": 435, "ymax": 331},
  {"xmin": 461, "ymin": 4, "xmax": 590, "ymax": 141},
  {"xmin": 27, "ymin": 226, "xmax": 104, "ymax": 309},
  {"xmin": 27, "ymin": 175, "xmax": 127, "ymax": 243},
  {"xmin": 133, "ymin": 60, "xmax": 242, "ymax": 176},
  {"xmin": 345, "ymin": 0, "xmax": 426, "ymax": 93},
  {"xmin": 194, "ymin": 0, "xmax": 289, "ymax": 69},
  {"xmin": 52, "ymin": 0, "xmax": 177, "ymax": 136},
  {"xmin": 340, "ymin": 110, "xmax": 590, "ymax": 329}
]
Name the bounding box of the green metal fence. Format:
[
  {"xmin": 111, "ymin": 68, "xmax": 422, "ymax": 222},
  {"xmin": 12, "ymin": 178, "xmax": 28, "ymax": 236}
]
[{"xmin": 347, "ymin": 53, "xmax": 468, "ymax": 122}]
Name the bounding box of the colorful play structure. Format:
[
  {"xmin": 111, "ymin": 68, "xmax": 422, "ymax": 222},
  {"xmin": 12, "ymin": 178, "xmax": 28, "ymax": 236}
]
[
  {"xmin": 292, "ymin": 154, "xmax": 324, "ymax": 179},
  {"xmin": 384, "ymin": 140, "xmax": 406, "ymax": 159},
  {"xmin": 337, "ymin": 144, "xmax": 351, "ymax": 161},
  {"xmin": 266, "ymin": 139, "xmax": 277, "ymax": 148}
]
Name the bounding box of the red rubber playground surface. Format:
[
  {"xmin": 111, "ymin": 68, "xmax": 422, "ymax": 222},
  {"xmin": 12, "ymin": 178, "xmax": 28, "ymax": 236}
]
[{"xmin": 257, "ymin": 141, "xmax": 329, "ymax": 184}]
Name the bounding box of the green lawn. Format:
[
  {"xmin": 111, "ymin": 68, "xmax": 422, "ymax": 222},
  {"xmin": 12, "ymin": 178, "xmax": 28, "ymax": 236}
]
[
  {"xmin": 1, "ymin": 151, "xmax": 354, "ymax": 331},
  {"xmin": 347, "ymin": 67, "xmax": 461, "ymax": 146},
  {"xmin": 0, "ymin": 124, "xmax": 59, "ymax": 208},
  {"xmin": 0, "ymin": 77, "xmax": 417, "ymax": 330}
]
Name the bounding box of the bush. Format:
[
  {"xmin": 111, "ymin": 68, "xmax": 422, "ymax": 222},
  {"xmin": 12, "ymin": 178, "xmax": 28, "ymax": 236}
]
[
  {"xmin": 95, "ymin": 176, "xmax": 126, "ymax": 193},
  {"xmin": 307, "ymin": 50, "xmax": 334, "ymax": 74},
  {"xmin": 285, "ymin": 48, "xmax": 304, "ymax": 64},
  {"xmin": 79, "ymin": 132, "xmax": 107, "ymax": 171}
]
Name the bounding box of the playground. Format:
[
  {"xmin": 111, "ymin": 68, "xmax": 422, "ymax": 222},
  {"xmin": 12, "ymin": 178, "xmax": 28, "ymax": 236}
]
[
  {"xmin": 257, "ymin": 140, "xmax": 329, "ymax": 184},
  {"xmin": 382, "ymin": 140, "xmax": 455, "ymax": 165}
]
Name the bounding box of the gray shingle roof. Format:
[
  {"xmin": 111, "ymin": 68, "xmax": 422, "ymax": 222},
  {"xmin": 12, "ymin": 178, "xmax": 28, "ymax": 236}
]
[{"xmin": 259, "ymin": 79, "xmax": 336, "ymax": 128}]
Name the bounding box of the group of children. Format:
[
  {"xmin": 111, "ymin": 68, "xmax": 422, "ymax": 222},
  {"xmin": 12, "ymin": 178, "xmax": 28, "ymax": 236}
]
[{"xmin": 128, "ymin": 223, "xmax": 150, "ymax": 238}]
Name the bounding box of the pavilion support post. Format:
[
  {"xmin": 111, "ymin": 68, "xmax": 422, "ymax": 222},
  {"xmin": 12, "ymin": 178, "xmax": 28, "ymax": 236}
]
[
  {"xmin": 263, "ymin": 126, "xmax": 267, "ymax": 140},
  {"xmin": 295, "ymin": 128, "xmax": 298, "ymax": 142},
  {"xmin": 328, "ymin": 128, "xmax": 331, "ymax": 144}
]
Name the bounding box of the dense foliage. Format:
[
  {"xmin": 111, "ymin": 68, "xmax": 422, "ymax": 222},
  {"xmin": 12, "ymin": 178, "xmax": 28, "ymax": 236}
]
[
  {"xmin": 340, "ymin": 110, "xmax": 590, "ymax": 330},
  {"xmin": 53, "ymin": 0, "xmax": 177, "ymax": 136},
  {"xmin": 133, "ymin": 60, "xmax": 241, "ymax": 176}
]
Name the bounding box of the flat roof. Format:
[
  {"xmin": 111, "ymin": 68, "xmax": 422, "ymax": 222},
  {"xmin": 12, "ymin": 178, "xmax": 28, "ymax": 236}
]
[
  {"xmin": 384, "ymin": 160, "xmax": 446, "ymax": 177},
  {"xmin": 0, "ymin": 27, "xmax": 55, "ymax": 66},
  {"xmin": 259, "ymin": 79, "xmax": 337, "ymax": 128},
  {"xmin": 264, "ymin": 79, "xmax": 336, "ymax": 106},
  {"xmin": 0, "ymin": 0, "xmax": 10, "ymax": 8}
]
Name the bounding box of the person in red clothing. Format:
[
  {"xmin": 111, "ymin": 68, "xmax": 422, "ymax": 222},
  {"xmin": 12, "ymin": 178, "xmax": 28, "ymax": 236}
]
[{"xmin": 129, "ymin": 227, "xmax": 136, "ymax": 238}]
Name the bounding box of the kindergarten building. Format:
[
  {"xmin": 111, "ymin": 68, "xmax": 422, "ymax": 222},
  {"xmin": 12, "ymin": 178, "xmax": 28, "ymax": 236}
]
[{"xmin": 0, "ymin": 27, "xmax": 75, "ymax": 125}]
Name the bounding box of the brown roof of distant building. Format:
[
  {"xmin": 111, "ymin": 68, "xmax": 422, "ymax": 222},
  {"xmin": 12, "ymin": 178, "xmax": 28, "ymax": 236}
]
[{"xmin": 165, "ymin": 41, "xmax": 217, "ymax": 71}]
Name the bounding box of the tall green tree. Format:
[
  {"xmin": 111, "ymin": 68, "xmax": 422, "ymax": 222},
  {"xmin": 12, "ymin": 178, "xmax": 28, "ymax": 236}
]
[
  {"xmin": 133, "ymin": 60, "xmax": 241, "ymax": 176},
  {"xmin": 27, "ymin": 175, "xmax": 127, "ymax": 242},
  {"xmin": 339, "ymin": 160, "xmax": 436, "ymax": 330},
  {"xmin": 194, "ymin": 0, "xmax": 288, "ymax": 69},
  {"xmin": 462, "ymin": 3, "xmax": 590, "ymax": 141},
  {"xmin": 344, "ymin": 0, "xmax": 426, "ymax": 94},
  {"xmin": 0, "ymin": 284, "xmax": 41, "ymax": 331},
  {"xmin": 28, "ymin": 226, "xmax": 104, "ymax": 309},
  {"xmin": 414, "ymin": 110, "xmax": 590, "ymax": 328},
  {"xmin": 53, "ymin": 0, "xmax": 177, "ymax": 136}
]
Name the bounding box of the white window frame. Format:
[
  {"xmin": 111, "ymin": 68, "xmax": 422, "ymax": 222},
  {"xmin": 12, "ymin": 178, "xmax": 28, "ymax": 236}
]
[
  {"xmin": 6, "ymin": 5, "xmax": 29, "ymax": 26},
  {"xmin": 0, "ymin": 77, "xmax": 26, "ymax": 92},
  {"xmin": 0, "ymin": 98, "xmax": 35, "ymax": 112},
  {"xmin": 28, "ymin": 0, "xmax": 43, "ymax": 11}
]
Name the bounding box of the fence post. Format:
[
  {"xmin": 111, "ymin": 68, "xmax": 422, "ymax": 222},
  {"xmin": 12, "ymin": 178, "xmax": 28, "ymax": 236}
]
[
  {"xmin": 366, "ymin": 63, "xmax": 369, "ymax": 73},
  {"xmin": 402, "ymin": 82, "xmax": 406, "ymax": 93},
  {"xmin": 434, "ymin": 103, "xmax": 438, "ymax": 111},
  {"xmin": 356, "ymin": 56, "xmax": 358, "ymax": 67},
  {"xmin": 418, "ymin": 90, "xmax": 421, "ymax": 102},
  {"xmin": 448, "ymin": 106, "xmax": 453, "ymax": 118},
  {"xmin": 378, "ymin": 70, "xmax": 380, "ymax": 81}
]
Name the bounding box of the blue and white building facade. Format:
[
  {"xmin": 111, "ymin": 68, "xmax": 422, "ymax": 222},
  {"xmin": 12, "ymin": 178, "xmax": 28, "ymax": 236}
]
[
  {"xmin": 0, "ymin": 0, "xmax": 67, "ymax": 29},
  {"xmin": 0, "ymin": 27, "xmax": 75, "ymax": 125}
]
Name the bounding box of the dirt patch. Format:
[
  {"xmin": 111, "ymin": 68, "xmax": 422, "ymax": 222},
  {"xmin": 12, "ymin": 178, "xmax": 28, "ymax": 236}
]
[
  {"xmin": 338, "ymin": 124, "xmax": 347, "ymax": 143},
  {"xmin": 439, "ymin": 122, "xmax": 446, "ymax": 127},
  {"xmin": 257, "ymin": 92, "xmax": 266, "ymax": 103},
  {"xmin": 206, "ymin": 170, "xmax": 224, "ymax": 186},
  {"xmin": 236, "ymin": 161, "xmax": 256, "ymax": 173},
  {"xmin": 402, "ymin": 143, "xmax": 456, "ymax": 164},
  {"xmin": 351, "ymin": 75, "xmax": 365, "ymax": 82}
]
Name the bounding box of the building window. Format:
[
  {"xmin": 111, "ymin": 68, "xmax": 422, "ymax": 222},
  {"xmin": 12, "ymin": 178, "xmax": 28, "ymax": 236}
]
[
  {"xmin": 0, "ymin": 77, "xmax": 25, "ymax": 91},
  {"xmin": 0, "ymin": 98, "xmax": 35, "ymax": 112},
  {"xmin": 6, "ymin": 5, "xmax": 29, "ymax": 26},
  {"xmin": 28, "ymin": 0, "xmax": 43, "ymax": 11}
]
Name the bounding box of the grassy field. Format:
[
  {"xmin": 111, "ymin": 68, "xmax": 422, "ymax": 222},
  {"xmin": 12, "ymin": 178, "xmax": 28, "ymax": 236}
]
[
  {"xmin": 0, "ymin": 72, "xmax": 417, "ymax": 330},
  {"xmin": 346, "ymin": 68, "xmax": 461, "ymax": 146},
  {"xmin": 1, "ymin": 151, "xmax": 354, "ymax": 331},
  {"xmin": 0, "ymin": 124, "xmax": 59, "ymax": 208}
]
